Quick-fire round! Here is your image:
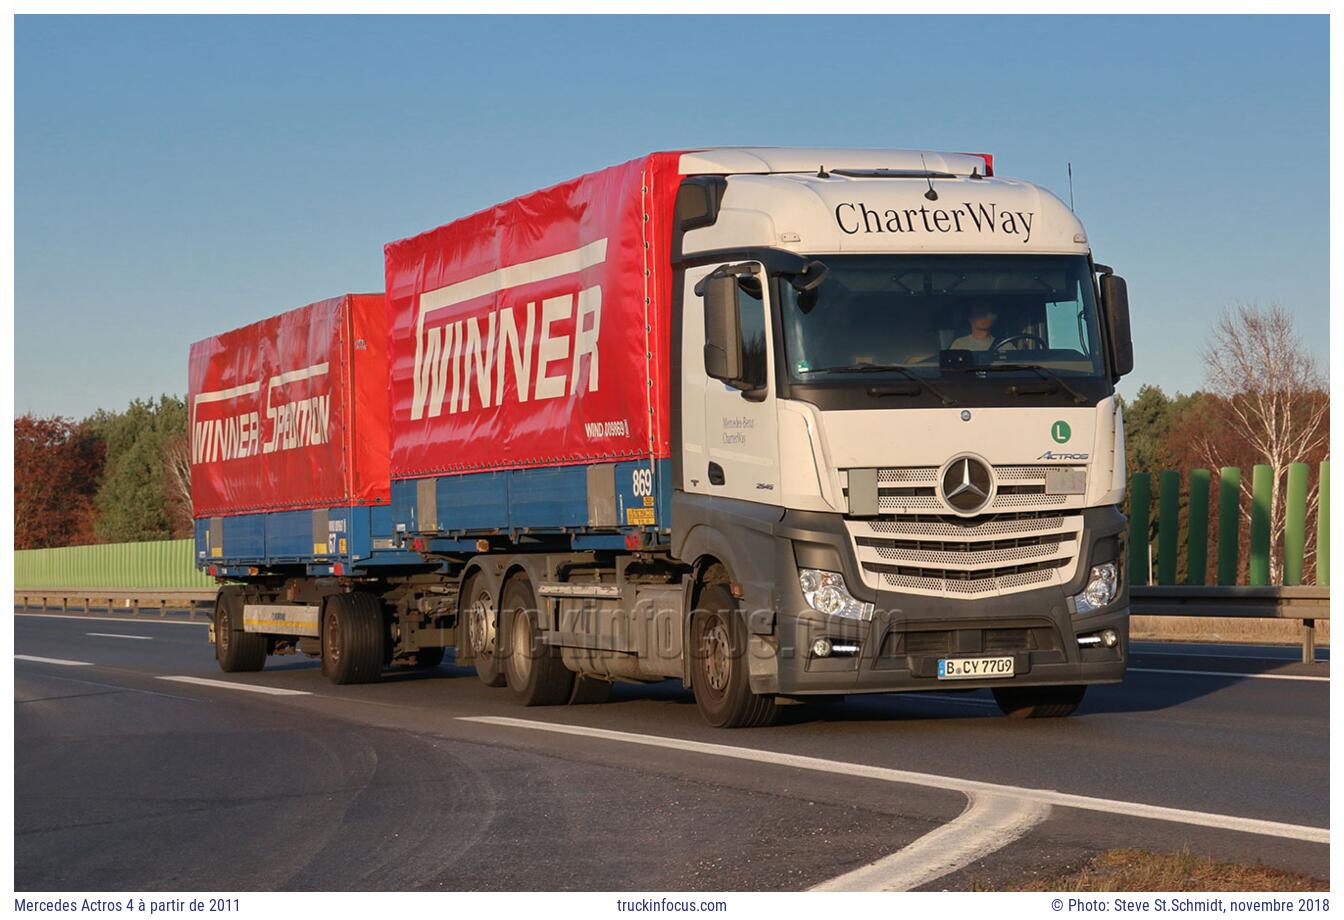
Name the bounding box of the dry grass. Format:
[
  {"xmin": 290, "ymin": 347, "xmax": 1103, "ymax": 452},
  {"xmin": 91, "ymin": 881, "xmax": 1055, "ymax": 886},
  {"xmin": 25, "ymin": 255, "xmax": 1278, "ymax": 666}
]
[
  {"xmin": 1131, "ymin": 615, "xmax": 1329, "ymax": 646},
  {"xmin": 990, "ymin": 848, "xmax": 1327, "ymax": 892}
]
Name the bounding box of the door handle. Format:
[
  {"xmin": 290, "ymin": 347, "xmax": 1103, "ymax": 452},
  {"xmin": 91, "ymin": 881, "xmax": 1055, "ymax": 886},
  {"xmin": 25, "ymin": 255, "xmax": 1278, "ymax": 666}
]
[{"xmin": 708, "ymin": 463, "xmax": 725, "ymax": 486}]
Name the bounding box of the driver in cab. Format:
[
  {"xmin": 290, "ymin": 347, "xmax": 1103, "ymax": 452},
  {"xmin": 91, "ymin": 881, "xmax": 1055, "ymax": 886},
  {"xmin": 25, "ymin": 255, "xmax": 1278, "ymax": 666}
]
[{"xmin": 949, "ymin": 304, "xmax": 1016, "ymax": 352}]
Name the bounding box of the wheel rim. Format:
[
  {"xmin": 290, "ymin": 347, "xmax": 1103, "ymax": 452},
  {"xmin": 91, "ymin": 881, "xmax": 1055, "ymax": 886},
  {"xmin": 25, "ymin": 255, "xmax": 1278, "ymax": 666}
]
[
  {"xmin": 510, "ymin": 610, "xmax": 532, "ymax": 685},
  {"xmin": 468, "ymin": 592, "xmax": 495, "ymax": 655},
  {"xmin": 325, "ymin": 609, "xmax": 341, "ymax": 666},
  {"xmin": 218, "ymin": 605, "xmax": 231, "ymax": 652},
  {"xmin": 699, "ymin": 614, "xmax": 732, "ymax": 698}
]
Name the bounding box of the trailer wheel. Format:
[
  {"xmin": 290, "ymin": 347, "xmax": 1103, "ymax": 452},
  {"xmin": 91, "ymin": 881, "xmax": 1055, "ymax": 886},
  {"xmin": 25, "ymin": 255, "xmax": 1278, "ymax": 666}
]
[
  {"xmin": 321, "ymin": 593, "xmax": 385, "ymax": 685},
  {"xmin": 214, "ymin": 588, "xmax": 266, "ymax": 673},
  {"xmin": 462, "ymin": 574, "xmax": 506, "ymax": 688},
  {"xmin": 690, "ymin": 583, "xmax": 780, "ymax": 728},
  {"xmin": 993, "ymin": 685, "xmax": 1087, "ymax": 719},
  {"xmin": 501, "ymin": 577, "xmax": 574, "ymax": 706}
]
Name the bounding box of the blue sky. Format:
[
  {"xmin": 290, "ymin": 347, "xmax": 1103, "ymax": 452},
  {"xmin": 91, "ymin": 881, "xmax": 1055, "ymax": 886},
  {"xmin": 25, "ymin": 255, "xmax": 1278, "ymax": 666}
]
[{"xmin": 15, "ymin": 14, "xmax": 1329, "ymax": 418}]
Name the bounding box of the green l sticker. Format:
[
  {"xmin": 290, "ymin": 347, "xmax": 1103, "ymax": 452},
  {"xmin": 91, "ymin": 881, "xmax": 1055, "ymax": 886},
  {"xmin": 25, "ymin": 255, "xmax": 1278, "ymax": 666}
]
[{"xmin": 1051, "ymin": 420, "xmax": 1072, "ymax": 444}]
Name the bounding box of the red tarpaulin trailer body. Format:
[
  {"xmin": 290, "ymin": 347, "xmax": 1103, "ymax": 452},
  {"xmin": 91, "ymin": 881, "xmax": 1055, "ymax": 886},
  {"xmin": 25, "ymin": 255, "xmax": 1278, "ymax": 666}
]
[
  {"xmin": 188, "ymin": 293, "xmax": 390, "ymax": 517},
  {"xmin": 383, "ymin": 151, "xmax": 683, "ymax": 480}
]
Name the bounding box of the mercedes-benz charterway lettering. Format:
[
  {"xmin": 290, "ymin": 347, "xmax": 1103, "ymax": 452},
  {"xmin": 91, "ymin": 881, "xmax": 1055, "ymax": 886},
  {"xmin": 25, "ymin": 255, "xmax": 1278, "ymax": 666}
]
[{"xmin": 835, "ymin": 201, "xmax": 1034, "ymax": 243}]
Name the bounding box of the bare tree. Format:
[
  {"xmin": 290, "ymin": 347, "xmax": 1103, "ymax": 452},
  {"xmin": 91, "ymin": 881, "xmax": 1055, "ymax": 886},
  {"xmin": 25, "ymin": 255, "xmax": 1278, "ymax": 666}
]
[
  {"xmin": 163, "ymin": 432, "xmax": 195, "ymax": 536},
  {"xmin": 1198, "ymin": 303, "xmax": 1329, "ymax": 582}
]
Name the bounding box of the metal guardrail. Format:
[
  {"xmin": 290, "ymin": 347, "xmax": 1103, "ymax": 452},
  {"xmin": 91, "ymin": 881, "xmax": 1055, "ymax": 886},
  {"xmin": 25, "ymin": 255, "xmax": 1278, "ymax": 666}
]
[
  {"xmin": 14, "ymin": 588, "xmax": 216, "ymax": 620},
  {"xmin": 15, "ymin": 585, "xmax": 1332, "ymax": 663},
  {"xmin": 1132, "ymin": 585, "xmax": 1330, "ymax": 663}
]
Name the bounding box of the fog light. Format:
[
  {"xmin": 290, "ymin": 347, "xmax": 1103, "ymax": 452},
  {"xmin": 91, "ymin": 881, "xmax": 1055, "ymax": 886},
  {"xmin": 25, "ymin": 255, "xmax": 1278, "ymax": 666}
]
[
  {"xmin": 812, "ymin": 638, "xmax": 833, "ymax": 658},
  {"xmin": 1101, "ymin": 628, "xmax": 1118, "ymax": 648},
  {"xmin": 798, "ymin": 568, "xmax": 875, "ymax": 621},
  {"xmin": 1072, "ymin": 561, "xmax": 1119, "ymax": 614}
]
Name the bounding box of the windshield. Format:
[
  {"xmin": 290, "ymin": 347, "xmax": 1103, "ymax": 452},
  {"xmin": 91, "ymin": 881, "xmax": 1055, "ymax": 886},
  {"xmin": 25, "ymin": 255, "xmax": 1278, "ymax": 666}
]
[{"xmin": 778, "ymin": 254, "xmax": 1106, "ymax": 381}]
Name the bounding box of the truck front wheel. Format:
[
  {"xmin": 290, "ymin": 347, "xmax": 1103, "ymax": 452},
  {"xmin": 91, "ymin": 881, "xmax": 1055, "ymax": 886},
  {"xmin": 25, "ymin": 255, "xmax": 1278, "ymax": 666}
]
[
  {"xmin": 321, "ymin": 592, "xmax": 385, "ymax": 685},
  {"xmin": 993, "ymin": 685, "xmax": 1087, "ymax": 718},
  {"xmin": 690, "ymin": 583, "xmax": 779, "ymax": 728},
  {"xmin": 215, "ymin": 588, "xmax": 266, "ymax": 673}
]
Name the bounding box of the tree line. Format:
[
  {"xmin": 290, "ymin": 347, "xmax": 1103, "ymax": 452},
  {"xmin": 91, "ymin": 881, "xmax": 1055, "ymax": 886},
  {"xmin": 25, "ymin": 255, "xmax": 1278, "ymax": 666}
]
[
  {"xmin": 15, "ymin": 396, "xmax": 192, "ymax": 549},
  {"xmin": 14, "ymin": 304, "xmax": 1330, "ymax": 583}
]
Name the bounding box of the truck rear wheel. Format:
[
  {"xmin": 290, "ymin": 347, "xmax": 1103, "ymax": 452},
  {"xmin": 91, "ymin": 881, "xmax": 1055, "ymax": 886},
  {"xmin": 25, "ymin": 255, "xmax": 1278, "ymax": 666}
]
[
  {"xmin": 321, "ymin": 593, "xmax": 385, "ymax": 685},
  {"xmin": 501, "ymin": 577, "xmax": 574, "ymax": 706},
  {"xmin": 463, "ymin": 574, "xmax": 506, "ymax": 688},
  {"xmin": 690, "ymin": 583, "xmax": 779, "ymax": 728},
  {"xmin": 214, "ymin": 588, "xmax": 266, "ymax": 673},
  {"xmin": 993, "ymin": 685, "xmax": 1087, "ymax": 718}
]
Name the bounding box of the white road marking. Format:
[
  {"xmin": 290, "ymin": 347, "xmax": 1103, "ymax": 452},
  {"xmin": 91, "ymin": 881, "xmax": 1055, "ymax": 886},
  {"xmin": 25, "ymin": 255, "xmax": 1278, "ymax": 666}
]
[
  {"xmin": 1130, "ymin": 667, "xmax": 1328, "ymax": 684},
  {"xmin": 17, "ymin": 613, "xmax": 205, "ymax": 626},
  {"xmin": 812, "ymin": 793, "xmax": 1050, "ymax": 891},
  {"xmin": 462, "ymin": 716, "xmax": 1328, "ymax": 844},
  {"xmin": 86, "ymin": 633, "xmax": 154, "ymax": 641},
  {"xmin": 22, "ymin": 674, "xmax": 205, "ymax": 703},
  {"xmin": 15, "ymin": 654, "xmax": 93, "ymax": 667},
  {"xmin": 1134, "ymin": 648, "xmax": 1329, "ymax": 662},
  {"xmin": 157, "ymin": 676, "xmax": 310, "ymax": 696}
]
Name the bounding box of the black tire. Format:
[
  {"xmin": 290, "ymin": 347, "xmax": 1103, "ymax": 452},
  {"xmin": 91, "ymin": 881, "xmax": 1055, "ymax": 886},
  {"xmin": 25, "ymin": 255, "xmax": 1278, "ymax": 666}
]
[
  {"xmin": 569, "ymin": 674, "xmax": 614, "ymax": 705},
  {"xmin": 501, "ymin": 577, "xmax": 574, "ymax": 706},
  {"xmin": 413, "ymin": 647, "xmax": 446, "ymax": 669},
  {"xmin": 462, "ymin": 574, "xmax": 506, "ymax": 688},
  {"xmin": 321, "ymin": 593, "xmax": 386, "ymax": 685},
  {"xmin": 690, "ymin": 582, "xmax": 780, "ymax": 728},
  {"xmin": 214, "ymin": 588, "xmax": 266, "ymax": 673},
  {"xmin": 993, "ymin": 684, "xmax": 1087, "ymax": 719}
]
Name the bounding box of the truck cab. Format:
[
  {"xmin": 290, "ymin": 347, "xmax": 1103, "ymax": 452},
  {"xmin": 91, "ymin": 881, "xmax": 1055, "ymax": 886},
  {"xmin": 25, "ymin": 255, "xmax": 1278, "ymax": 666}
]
[{"xmin": 668, "ymin": 148, "xmax": 1132, "ymax": 723}]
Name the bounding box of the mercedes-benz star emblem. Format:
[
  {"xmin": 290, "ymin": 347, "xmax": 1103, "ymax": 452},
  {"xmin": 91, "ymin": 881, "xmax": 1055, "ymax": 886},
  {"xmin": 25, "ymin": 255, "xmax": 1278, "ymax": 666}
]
[{"xmin": 940, "ymin": 456, "xmax": 993, "ymax": 514}]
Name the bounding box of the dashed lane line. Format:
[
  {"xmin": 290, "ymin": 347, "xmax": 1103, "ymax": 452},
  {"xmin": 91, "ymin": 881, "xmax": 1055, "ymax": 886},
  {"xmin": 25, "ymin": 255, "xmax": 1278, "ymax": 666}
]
[
  {"xmin": 15, "ymin": 654, "xmax": 93, "ymax": 667},
  {"xmin": 157, "ymin": 676, "xmax": 311, "ymax": 696},
  {"xmin": 460, "ymin": 716, "xmax": 1329, "ymax": 844},
  {"xmin": 1129, "ymin": 667, "xmax": 1327, "ymax": 683},
  {"xmin": 86, "ymin": 633, "xmax": 154, "ymax": 641}
]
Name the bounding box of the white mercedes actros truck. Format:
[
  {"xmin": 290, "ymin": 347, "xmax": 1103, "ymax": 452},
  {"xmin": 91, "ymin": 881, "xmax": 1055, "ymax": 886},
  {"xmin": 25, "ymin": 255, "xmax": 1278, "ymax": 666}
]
[{"xmin": 198, "ymin": 147, "xmax": 1133, "ymax": 728}]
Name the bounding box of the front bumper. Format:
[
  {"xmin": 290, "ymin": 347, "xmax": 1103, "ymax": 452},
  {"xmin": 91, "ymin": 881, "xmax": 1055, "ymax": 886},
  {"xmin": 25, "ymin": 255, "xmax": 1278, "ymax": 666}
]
[{"xmin": 749, "ymin": 506, "xmax": 1129, "ymax": 696}]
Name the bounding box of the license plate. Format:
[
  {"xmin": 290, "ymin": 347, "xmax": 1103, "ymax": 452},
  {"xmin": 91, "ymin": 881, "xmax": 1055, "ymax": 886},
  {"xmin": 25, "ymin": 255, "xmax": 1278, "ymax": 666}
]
[{"xmin": 938, "ymin": 656, "xmax": 1015, "ymax": 679}]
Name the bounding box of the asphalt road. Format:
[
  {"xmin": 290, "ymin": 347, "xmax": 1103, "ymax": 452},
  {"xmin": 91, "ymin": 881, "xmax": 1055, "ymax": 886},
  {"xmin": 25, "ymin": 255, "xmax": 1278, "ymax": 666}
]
[{"xmin": 14, "ymin": 611, "xmax": 1330, "ymax": 891}]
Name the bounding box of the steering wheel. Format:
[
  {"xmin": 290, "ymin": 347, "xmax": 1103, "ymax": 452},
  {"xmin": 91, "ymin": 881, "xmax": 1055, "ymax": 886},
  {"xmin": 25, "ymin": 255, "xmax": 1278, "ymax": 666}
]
[{"xmin": 992, "ymin": 333, "xmax": 1047, "ymax": 352}]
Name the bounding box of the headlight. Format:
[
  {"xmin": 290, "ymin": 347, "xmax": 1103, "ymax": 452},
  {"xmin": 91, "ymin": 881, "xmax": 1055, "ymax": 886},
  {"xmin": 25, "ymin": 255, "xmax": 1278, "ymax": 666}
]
[
  {"xmin": 1073, "ymin": 561, "xmax": 1119, "ymax": 614},
  {"xmin": 798, "ymin": 568, "xmax": 874, "ymax": 621}
]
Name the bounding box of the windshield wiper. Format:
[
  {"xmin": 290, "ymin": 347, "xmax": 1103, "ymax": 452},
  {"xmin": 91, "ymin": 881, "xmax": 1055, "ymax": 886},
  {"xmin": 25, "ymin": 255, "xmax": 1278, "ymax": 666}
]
[
  {"xmin": 957, "ymin": 363, "xmax": 1089, "ymax": 405},
  {"xmin": 804, "ymin": 363, "xmax": 958, "ymax": 406}
]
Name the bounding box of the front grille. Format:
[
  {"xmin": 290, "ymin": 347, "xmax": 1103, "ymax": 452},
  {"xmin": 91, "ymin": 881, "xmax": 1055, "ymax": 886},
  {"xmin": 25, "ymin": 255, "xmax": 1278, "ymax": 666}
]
[
  {"xmin": 842, "ymin": 464, "xmax": 1087, "ymax": 598},
  {"xmin": 847, "ymin": 464, "xmax": 1087, "ymax": 516}
]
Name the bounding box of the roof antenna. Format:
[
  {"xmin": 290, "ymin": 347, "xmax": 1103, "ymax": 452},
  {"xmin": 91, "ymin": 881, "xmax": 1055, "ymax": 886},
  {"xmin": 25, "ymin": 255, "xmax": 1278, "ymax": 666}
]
[
  {"xmin": 817, "ymin": 164, "xmax": 829, "ymax": 178},
  {"xmin": 920, "ymin": 154, "xmax": 938, "ymax": 201},
  {"xmin": 1067, "ymin": 162, "xmax": 1075, "ymax": 211}
]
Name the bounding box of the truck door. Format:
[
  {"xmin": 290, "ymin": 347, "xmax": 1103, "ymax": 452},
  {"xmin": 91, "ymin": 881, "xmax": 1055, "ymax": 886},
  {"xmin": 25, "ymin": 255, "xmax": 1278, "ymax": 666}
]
[{"xmin": 681, "ymin": 262, "xmax": 780, "ymax": 503}]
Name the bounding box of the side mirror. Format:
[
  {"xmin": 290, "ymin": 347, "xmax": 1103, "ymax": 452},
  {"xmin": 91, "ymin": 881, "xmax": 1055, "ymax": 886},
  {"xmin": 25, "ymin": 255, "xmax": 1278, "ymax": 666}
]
[
  {"xmin": 1101, "ymin": 273, "xmax": 1134, "ymax": 379},
  {"xmin": 702, "ymin": 272, "xmax": 743, "ymax": 384}
]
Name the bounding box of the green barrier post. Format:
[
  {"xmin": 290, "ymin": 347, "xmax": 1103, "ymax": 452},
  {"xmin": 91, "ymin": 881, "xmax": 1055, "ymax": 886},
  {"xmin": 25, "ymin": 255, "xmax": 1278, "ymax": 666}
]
[
  {"xmin": 1128, "ymin": 473, "xmax": 1152, "ymax": 585},
  {"xmin": 1283, "ymin": 463, "xmax": 1309, "ymax": 586},
  {"xmin": 1186, "ymin": 469, "xmax": 1210, "ymax": 585},
  {"xmin": 1157, "ymin": 470, "xmax": 1180, "ymax": 585},
  {"xmin": 1249, "ymin": 464, "xmax": 1273, "ymax": 586}
]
